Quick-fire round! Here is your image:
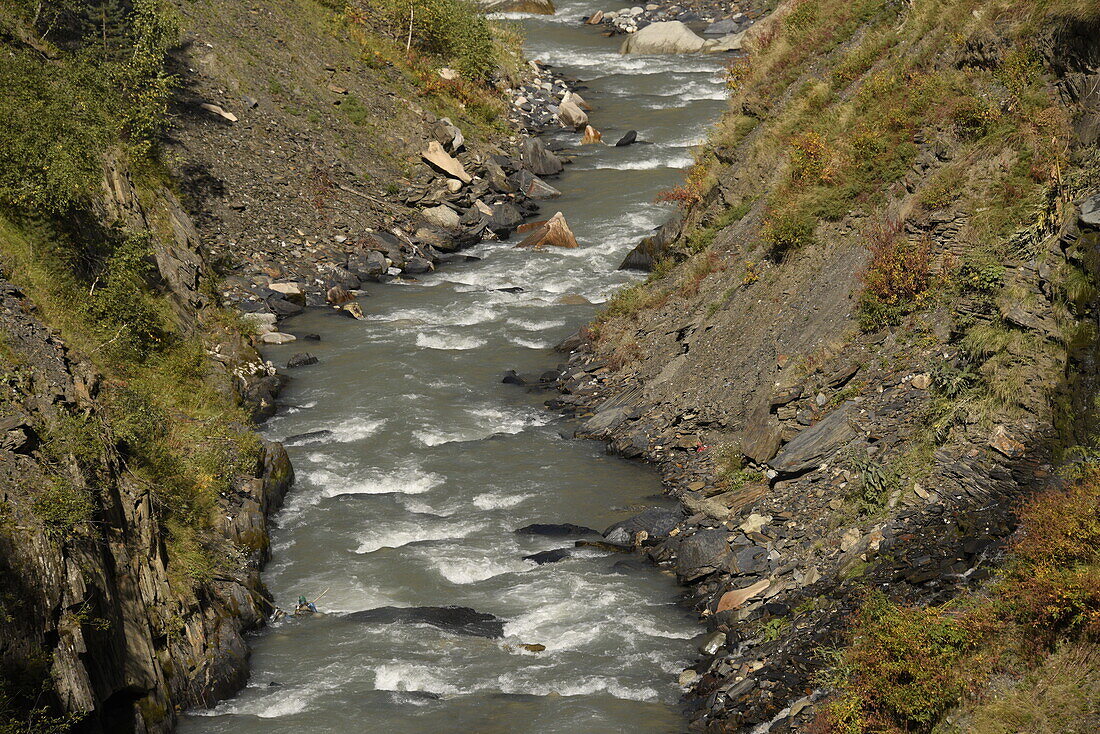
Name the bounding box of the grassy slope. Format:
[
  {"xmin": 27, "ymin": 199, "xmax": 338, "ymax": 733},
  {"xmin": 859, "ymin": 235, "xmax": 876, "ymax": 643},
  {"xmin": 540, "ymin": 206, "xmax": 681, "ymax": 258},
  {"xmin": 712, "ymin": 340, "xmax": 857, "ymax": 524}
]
[{"xmin": 588, "ymin": 0, "xmax": 1100, "ymax": 731}]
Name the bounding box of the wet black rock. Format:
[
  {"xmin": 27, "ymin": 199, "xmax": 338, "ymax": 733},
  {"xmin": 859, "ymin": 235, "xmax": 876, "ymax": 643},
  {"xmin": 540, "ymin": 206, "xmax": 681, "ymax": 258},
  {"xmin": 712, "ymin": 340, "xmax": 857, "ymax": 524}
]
[
  {"xmin": 515, "ymin": 522, "xmax": 599, "ymax": 537},
  {"xmin": 604, "ymin": 506, "xmax": 685, "ymax": 541},
  {"xmin": 403, "ymin": 257, "xmax": 433, "ymax": 275},
  {"xmin": 523, "ymin": 548, "xmax": 572, "ymax": 564},
  {"xmin": 286, "ymin": 352, "xmax": 318, "ymax": 369},
  {"xmin": 346, "ymin": 606, "xmax": 505, "ymax": 638},
  {"xmin": 615, "ymin": 130, "xmax": 638, "ymax": 146},
  {"xmin": 502, "ymin": 370, "xmax": 526, "ymax": 386},
  {"xmin": 675, "ymin": 529, "xmax": 733, "ymax": 581},
  {"xmin": 283, "ymin": 429, "xmax": 333, "ymax": 446}
]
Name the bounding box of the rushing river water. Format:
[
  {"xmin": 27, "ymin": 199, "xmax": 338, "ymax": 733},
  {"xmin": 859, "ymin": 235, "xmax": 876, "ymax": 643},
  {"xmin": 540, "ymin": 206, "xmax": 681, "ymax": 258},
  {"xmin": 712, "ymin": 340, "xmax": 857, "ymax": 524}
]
[{"xmin": 181, "ymin": 4, "xmax": 728, "ymax": 732}]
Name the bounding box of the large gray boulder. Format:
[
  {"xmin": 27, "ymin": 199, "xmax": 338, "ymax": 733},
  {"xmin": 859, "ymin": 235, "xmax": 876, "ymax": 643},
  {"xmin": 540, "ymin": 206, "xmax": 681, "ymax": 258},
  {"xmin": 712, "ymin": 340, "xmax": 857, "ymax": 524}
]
[
  {"xmin": 770, "ymin": 401, "xmax": 859, "ymax": 474},
  {"xmin": 621, "ymin": 21, "xmax": 708, "ymax": 54},
  {"xmin": 520, "ymin": 137, "xmax": 563, "ymax": 176}
]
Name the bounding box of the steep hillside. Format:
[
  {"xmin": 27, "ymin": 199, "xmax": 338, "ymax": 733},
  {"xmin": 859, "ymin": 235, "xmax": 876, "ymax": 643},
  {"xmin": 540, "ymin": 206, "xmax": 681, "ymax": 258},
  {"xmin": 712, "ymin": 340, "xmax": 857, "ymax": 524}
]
[
  {"xmin": 0, "ymin": 0, "xmax": 531, "ymax": 731},
  {"xmin": 558, "ymin": 0, "xmax": 1100, "ymax": 730}
]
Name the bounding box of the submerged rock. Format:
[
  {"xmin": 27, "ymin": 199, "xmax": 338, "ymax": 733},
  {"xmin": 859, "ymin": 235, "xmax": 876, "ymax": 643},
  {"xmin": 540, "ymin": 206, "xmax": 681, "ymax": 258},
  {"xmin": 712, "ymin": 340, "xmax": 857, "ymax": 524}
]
[
  {"xmin": 514, "ymin": 522, "xmax": 599, "ymax": 537},
  {"xmin": 523, "ymin": 548, "xmax": 572, "ymax": 564},
  {"xmin": 346, "ymin": 606, "xmax": 505, "ymax": 638},
  {"xmin": 286, "ymin": 352, "xmax": 317, "ymax": 369},
  {"xmin": 283, "ymin": 429, "xmax": 332, "ymax": 446}
]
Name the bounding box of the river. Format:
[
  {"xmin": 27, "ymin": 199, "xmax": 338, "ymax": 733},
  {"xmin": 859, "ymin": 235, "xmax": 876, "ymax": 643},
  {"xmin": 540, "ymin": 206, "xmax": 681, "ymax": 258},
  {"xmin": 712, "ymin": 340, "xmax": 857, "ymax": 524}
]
[{"xmin": 180, "ymin": 4, "xmax": 728, "ymax": 732}]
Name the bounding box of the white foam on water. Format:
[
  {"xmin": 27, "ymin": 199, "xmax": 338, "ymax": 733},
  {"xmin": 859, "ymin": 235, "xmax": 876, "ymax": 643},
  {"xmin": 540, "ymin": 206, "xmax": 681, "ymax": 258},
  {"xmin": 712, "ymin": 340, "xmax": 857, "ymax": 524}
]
[
  {"xmin": 472, "ymin": 492, "xmax": 531, "ymax": 510},
  {"xmin": 281, "ymin": 416, "xmax": 386, "ymax": 445},
  {"xmin": 508, "ymin": 335, "xmax": 552, "ymax": 349},
  {"xmin": 576, "ymin": 153, "xmax": 694, "ymax": 171},
  {"xmin": 431, "ymin": 555, "xmax": 533, "ymax": 584},
  {"xmin": 413, "ymin": 405, "xmax": 552, "ymax": 446},
  {"xmin": 415, "ymin": 332, "xmax": 486, "ymax": 350},
  {"xmin": 385, "ymin": 303, "xmax": 497, "ymax": 327},
  {"xmin": 399, "ymin": 496, "xmax": 456, "ymax": 517},
  {"xmin": 511, "ymin": 676, "xmax": 661, "ymax": 703},
  {"xmin": 355, "ymin": 518, "xmax": 478, "ymax": 554},
  {"xmin": 302, "ymin": 464, "xmax": 444, "ymax": 499},
  {"xmin": 505, "ymin": 317, "xmax": 566, "ymax": 331},
  {"xmin": 373, "ymin": 664, "xmax": 461, "ymax": 695}
]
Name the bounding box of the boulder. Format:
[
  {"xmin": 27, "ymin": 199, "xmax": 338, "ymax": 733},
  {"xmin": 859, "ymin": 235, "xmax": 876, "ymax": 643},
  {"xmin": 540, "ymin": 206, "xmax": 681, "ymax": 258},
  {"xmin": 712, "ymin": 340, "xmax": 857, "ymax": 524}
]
[
  {"xmin": 347, "ymin": 606, "xmax": 505, "ymax": 638},
  {"xmin": 508, "ymin": 169, "xmax": 561, "ymax": 199},
  {"xmin": 675, "ymin": 529, "xmax": 732, "ymax": 581},
  {"xmin": 348, "ymin": 250, "xmax": 388, "ymax": 281},
  {"xmin": 421, "ymin": 140, "xmax": 471, "ymax": 183},
  {"xmin": 286, "ymin": 352, "xmax": 318, "ymax": 369},
  {"xmin": 704, "ymin": 19, "xmax": 739, "ymax": 35},
  {"xmin": 523, "ymin": 549, "xmax": 571, "ymax": 564},
  {"xmin": 488, "ymin": 203, "xmax": 524, "ymax": 236},
  {"xmin": 770, "ymin": 401, "xmax": 858, "ymax": 474},
  {"xmin": 242, "ymin": 312, "xmax": 277, "ymax": 335},
  {"xmin": 557, "ymin": 94, "xmax": 588, "ymax": 130},
  {"xmin": 586, "ymin": 10, "xmax": 604, "ymax": 24},
  {"xmin": 615, "ymin": 130, "xmax": 638, "ymax": 147},
  {"xmin": 742, "ymin": 398, "xmax": 783, "ymax": 463},
  {"xmin": 326, "ymin": 285, "xmax": 355, "ymax": 306},
  {"xmin": 621, "ymin": 21, "xmax": 707, "ymax": 54},
  {"xmin": 1081, "ymin": 193, "xmax": 1100, "ymax": 228},
  {"xmin": 520, "ymin": 137, "xmax": 563, "ymax": 176},
  {"xmin": 404, "ymin": 257, "xmax": 433, "ymax": 274},
  {"xmin": 267, "ymin": 295, "xmax": 303, "ymax": 317},
  {"xmin": 515, "ymin": 211, "xmax": 578, "ymax": 249},
  {"xmin": 341, "ymin": 302, "xmax": 365, "ymax": 319},
  {"xmin": 484, "ymin": 157, "xmax": 515, "ymax": 193},
  {"xmin": 323, "ymin": 265, "xmax": 360, "ymax": 291},
  {"xmin": 268, "ymin": 281, "xmax": 304, "ymax": 304},
  {"xmin": 605, "ymin": 506, "xmax": 684, "ymax": 540},
  {"xmin": 422, "ymin": 204, "xmax": 461, "ymax": 229},
  {"xmin": 705, "ymin": 31, "xmax": 747, "ymax": 53},
  {"xmin": 581, "ymin": 125, "xmax": 602, "ymax": 144},
  {"xmin": 259, "ymin": 331, "xmax": 296, "ymax": 345},
  {"xmin": 431, "ymin": 117, "xmax": 465, "ymax": 152},
  {"xmin": 619, "ymin": 212, "xmax": 683, "ymax": 270},
  {"xmin": 515, "ymin": 523, "xmax": 598, "ymax": 537},
  {"xmin": 715, "ymin": 578, "xmax": 770, "ymax": 613}
]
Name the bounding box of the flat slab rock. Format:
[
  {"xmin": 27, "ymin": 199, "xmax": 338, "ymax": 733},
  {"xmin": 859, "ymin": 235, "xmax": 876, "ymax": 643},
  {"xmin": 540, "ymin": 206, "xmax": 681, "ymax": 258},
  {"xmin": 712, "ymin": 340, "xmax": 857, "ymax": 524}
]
[
  {"xmin": 346, "ymin": 606, "xmax": 504, "ymax": 638},
  {"xmin": 770, "ymin": 400, "xmax": 859, "ymax": 474}
]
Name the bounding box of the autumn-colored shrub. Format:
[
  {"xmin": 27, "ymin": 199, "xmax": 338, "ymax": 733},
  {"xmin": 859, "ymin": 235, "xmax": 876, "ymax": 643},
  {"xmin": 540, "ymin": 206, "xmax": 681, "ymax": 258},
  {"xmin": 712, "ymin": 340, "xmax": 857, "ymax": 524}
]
[
  {"xmin": 857, "ymin": 218, "xmax": 932, "ymax": 330},
  {"xmin": 817, "ymin": 594, "xmax": 993, "ymax": 734},
  {"xmin": 790, "ymin": 131, "xmax": 830, "ymax": 182},
  {"xmin": 1003, "ymin": 476, "xmax": 1100, "ymax": 640}
]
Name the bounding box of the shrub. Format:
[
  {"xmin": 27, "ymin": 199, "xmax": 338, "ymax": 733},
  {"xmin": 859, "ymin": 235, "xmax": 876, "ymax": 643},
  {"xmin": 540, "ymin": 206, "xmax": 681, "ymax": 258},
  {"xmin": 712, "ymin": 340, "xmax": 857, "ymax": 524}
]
[
  {"xmin": 31, "ymin": 479, "xmax": 95, "ymax": 533},
  {"xmin": 790, "ymin": 131, "xmax": 830, "ymax": 182},
  {"xmin": 357, "ymin": 0, "xmax": 497, "ymax": 80},
  {"xmin": 818, "ymin": 593, "xmax": 989, "ymax": 733},
  {"xmin": 857, "ymin": 218, "xmax": 931, "ymax": 330},
  {"xmin": 1004, "ymin": 476, "xmax": 1100, "ymax": 640},
  {"xmin": 761, "ymin": 203, "xmax": 815, "ymax": 260}
]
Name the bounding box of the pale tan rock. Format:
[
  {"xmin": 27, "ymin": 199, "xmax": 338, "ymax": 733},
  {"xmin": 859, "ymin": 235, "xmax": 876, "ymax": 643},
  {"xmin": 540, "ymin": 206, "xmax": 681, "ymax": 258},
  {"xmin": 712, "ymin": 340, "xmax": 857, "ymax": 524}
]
[
  {"xmin": 587, "ymin": 10, "xmax": 604, "ymax": 24},
  {"xmin": 421, "ymin": 140, "xmax": 471, "ymax": 183},
  {"xmin": 581, "ymin": 125, "xmax": 603, "ymax": 144},
  {"xmin": 715, "ymin": 578, "xmax": 771, "ymax": 613},
  {"xmin": 341, "ymin": 302, "xmax": 365, "ymax": 319},
  {"xmin": 326, "ymin": 285, "xmax": 354, "ymax": 306},
  {"xmin": 259, "ymin": 331, "xmax": 295, "ymax": 345},
  {"xmin": 515, "ymin": 212, "xmax": 579, "ymax": 249},
  {"xmin": 200, "ymin": 103, "xmax": 238, "ymax": 122},
  {"xmin": 557, "ymin": 94, "xmax": 588, "ymax": 130},
  {"xmin": 911, "ymin": 373, "xmax": 932, "ymax": 389}
]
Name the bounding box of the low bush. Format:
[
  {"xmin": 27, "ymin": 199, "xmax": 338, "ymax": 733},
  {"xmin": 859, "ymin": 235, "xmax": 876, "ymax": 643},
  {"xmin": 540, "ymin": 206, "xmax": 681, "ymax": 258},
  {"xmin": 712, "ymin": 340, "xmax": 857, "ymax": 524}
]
[
  {"xmin": 761, "ymin": 203, "xmax": 815, "ymax": 260},
  {"xmin": 857, "ymin": 218, "xmax": 932, "ymax": 330}
]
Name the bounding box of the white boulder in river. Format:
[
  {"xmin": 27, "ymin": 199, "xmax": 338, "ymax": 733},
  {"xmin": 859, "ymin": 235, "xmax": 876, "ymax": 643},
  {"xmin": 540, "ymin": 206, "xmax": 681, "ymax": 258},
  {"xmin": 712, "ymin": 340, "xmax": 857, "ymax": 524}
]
[
  {"xmin": 620, "ymin": 21, "xmax": 747, "ymax": 55},
  {"xmin": 621, "ymin": 21, "xmax": 706, "ymax": 54}
]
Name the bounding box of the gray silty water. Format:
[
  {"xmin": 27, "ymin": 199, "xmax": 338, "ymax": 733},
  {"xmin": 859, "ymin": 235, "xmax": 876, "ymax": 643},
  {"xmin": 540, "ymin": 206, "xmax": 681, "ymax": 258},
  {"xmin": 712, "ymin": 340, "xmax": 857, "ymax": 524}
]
[{"xmin": 180, "ymin": 5, "xmax": 728, "ymax": 733}]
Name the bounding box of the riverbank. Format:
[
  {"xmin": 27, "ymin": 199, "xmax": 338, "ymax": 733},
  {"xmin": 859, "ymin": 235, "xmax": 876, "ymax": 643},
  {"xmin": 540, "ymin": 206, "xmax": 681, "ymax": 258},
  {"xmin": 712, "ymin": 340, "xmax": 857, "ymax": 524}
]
[{"xmin": 553, "ymin": 1, "xmax": 1100, "ymax": 731}]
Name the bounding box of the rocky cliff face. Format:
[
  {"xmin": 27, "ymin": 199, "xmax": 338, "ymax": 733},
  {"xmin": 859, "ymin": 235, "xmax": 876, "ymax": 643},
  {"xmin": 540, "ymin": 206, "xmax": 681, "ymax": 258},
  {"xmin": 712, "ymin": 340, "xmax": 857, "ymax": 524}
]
[
  {"xmin": 554, "ymin": 2, "xmax": 1100, "ymax": 730},
  {"xmin": 0, "ymin": 146, "xmax": 293, "ymax": 732}
]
